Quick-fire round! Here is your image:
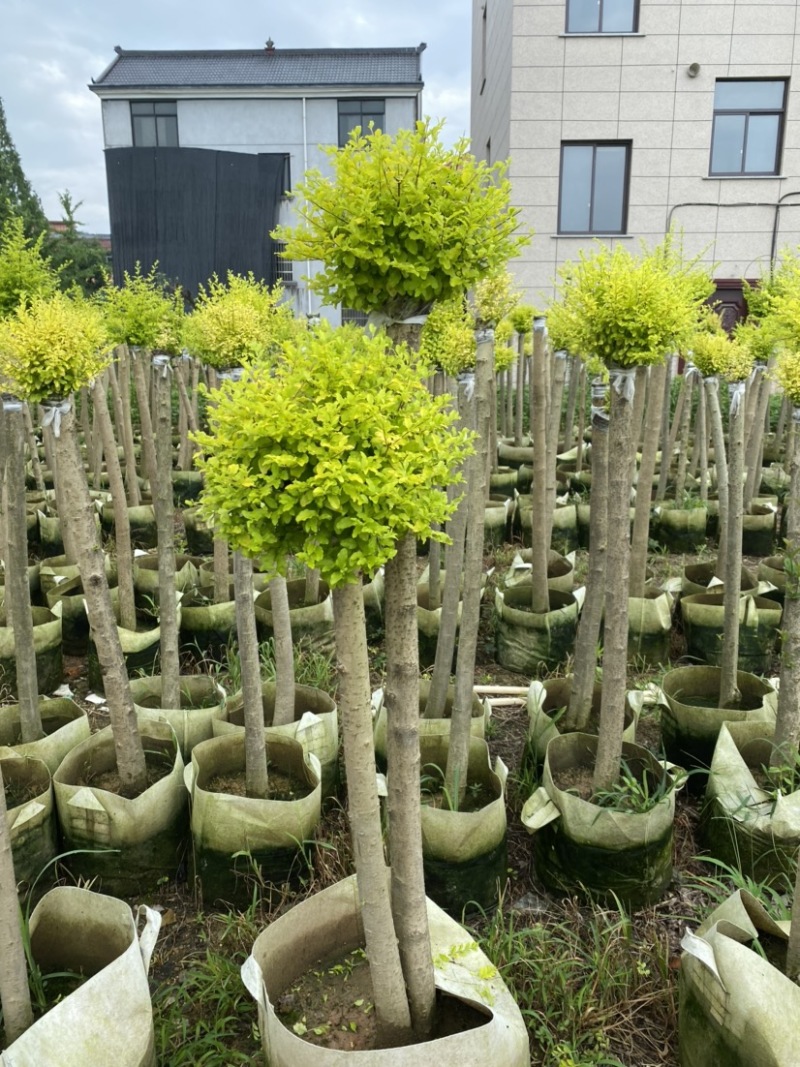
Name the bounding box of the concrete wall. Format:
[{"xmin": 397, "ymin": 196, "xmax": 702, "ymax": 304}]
[
  {"xmin": 473, "ymin": 0, "xmax": 800, "ymax": 306},
  {"xmin": 471, "ymin": 0, "xmax": 513, "ymax": 165}
]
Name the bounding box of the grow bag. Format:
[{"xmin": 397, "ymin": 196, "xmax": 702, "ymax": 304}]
[
  {"xmin": 0, "ymin": 604, "xmax": 62, "ymax": 697},
  {"xmin": 0, "ymin": 697, "xmax": 90, "ymax": 773},
  {"xmin": 130, "ymin": 674, "xmax": 226, "ymax": 760},
  {"xmin": 681, "ymin": 593, "xmax": 782, "ymax": 674},
  {"xmin": 651, "ymin": 501, "xmax": 708, "ymax": 552},
  {"xmin": 182, "ymin": 505, "xmax": 214, "ymax": 555},
  {"xmin": 525, "ymin": 677, "xmax": 638, "ymax": 765},
  {"xmin": 495, "ymin": 587, "xmax": 580, "ymax": 676},
  {"xmin": 0, "ymin": 886, "xmax": 161, "ymax": 1067},
  {"xmin": 254, "ymin": 578, "xmax": 335, "ymax": 648},
  {"xmin": 741, "ymin": 502, "xmax": 777, "ymax": 557},
  {"xmin": 502, "ymin": 549, "xmax": 575, "ymax": 595},
  {"xmin": 522, "ymin": 733, "xmax": 676, "ymax": 907},
  {"xmin": 241, "ymin": 873, "xmax": 529, "ymax": 1067},
  {"xmin": 627, "ymin": 585, "xmax": 674, "ymax": 666},
  {"xmin": 1, "ymin": 752, "xmax": 55, "ymax": 896},
  {"xmin": 47, "ymin": 575, "xmax": 119, "ymax": 657}
]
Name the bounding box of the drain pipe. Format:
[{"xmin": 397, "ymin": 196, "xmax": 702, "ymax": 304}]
[{"xmin": 301, "ymin": 95, "xmax": 312, "ymax": 318}]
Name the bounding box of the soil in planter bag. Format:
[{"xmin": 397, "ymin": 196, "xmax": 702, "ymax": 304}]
[{"xmin": 679, "ymin": 889, "xmax": 799, "ymax": 1067}]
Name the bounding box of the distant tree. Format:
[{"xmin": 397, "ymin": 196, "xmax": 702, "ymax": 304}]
[
  {"xmin": 0, "ymin": 214, "xmax": 56, "ymax": 318},
  {"xmin": 45, "ymin": 191, "xmax": 108, "ymax": 296},
  {"xmin": 0, "ymin": 98, "xmax": 47, "ymax": 238}
]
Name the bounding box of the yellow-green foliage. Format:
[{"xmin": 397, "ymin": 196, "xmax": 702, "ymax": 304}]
[
  {"xmin": 182, "ymin": 272, "xmax": 296, "ymax": 370},
  {"xmin": 194, "ymin": 323, "xmax": 474, "ymax": 586},
  {"xmin": 0, "ymin": 214, "xmax": 56, "ymax": 318},
  {"xmin": 473, "ymin": 270, "xmax": 519, "ymax": 328},
  {"xmin": 690, "ymin": 329, "xmax": 753, "ymax": 381},
  {"xmin": 0, "ymin": 291, "xmax": 112, "ymax": 401},
  {"xmin": 101, "ymin": 263, "xmax": 178, "ymax": 349},
  {"xmin": 494, "ymin": 318, "xmax": 516, "ymax": 371},
  {"xmin": 509, "ymin": 304, "xmax": 535, "ymax": 337},
  {"xmin": 275, "ymin": 120, "xmax": 529, "ymax": 320},
  {"xmin": 419, "ymin": 297, "xmax": 475, "ymax": 376},
  {"xmin": 773, "ymin": 349, "xmax": 800, "ymax": 407},
  {"xmin": 548, "ymin": 239, "xmax": 713, "ymax": 369},
  {"xmin": 734, "ymin": 314, "xmax": 776, "ymax": 366}
]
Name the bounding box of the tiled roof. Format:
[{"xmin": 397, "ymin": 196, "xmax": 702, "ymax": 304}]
[{"xmin": 91, "ymin": 45, "xmax": 425, "ymax": 90}]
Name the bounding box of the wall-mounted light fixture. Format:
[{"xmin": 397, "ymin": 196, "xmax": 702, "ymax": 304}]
[{"xmin": 687, "ymin": 62, "xmax": 701, "ymax": 78}]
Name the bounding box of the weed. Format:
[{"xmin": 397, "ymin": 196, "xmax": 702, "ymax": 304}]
[{"xmin": 592, "ymin": 758, "xmax": 675, "ymax": 815}]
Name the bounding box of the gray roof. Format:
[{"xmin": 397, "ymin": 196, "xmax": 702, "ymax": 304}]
[{"xmin": 91, "ymin": 45, "xmax": 425, "ymax": 91}]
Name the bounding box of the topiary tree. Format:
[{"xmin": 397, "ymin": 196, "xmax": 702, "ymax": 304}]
[{"xmin": 194, "ymin": 321, "xmax": 472, "ymax": 1042}]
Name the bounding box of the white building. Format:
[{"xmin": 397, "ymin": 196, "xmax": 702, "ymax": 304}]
[
  {"xmin": 90, "ymin": 42, "xmax": 425, "ymax": 321},
  {"xmin": 471, "ymin": 0, "xmax": 800, "ymax": 321}
]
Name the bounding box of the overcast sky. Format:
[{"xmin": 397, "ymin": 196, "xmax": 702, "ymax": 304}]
[{"xmin": 1, "ymin": 0, "xmax": 472, "ymax": 234}]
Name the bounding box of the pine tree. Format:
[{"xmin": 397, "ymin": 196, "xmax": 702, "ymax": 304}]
[
  {"xmin": 45, "ymin": 191, "xmax": 108, "ymax": 295},
  {"xmin": 0, "ymin": 97, "xmax": 47, "ymax": 238}
]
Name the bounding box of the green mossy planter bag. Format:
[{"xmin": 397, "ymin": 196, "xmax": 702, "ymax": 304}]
[
  {"xmin": 522, "ymin": 733, "xmax": 676, "ymax": 907},
  {"xmin": 681, "ymin": 559, "xmax": 757, "ymax": 599},
  {"xmin": 516, "ymin": 501, "xmax": 579, "ymax": 555},
  {"xmin": 483, "ymin": 494, "xmax": 514, "ymax": 548},
  {"xmin": 497, "ymin": 436, "xmax": 533, "ymax": 468},
  {"xmin": 2, "ymin": 752, "xmax": 55, "ymax": 897},
  {"xmin": 651, "ymin": 501, "xmax": 708, "ymax": 552},
  {"xmin": 179, "ymin": 592, "xmax": 237, "ymax": 657},
  {"xmin": 254, "ymin": 577, "xmax": 335, "ymax": 649},
  {"xmin": 502, "ymin": 549, "xmax": 575, "ymax": 595},
  {"xmin": 215, "ymin": 681, "xmax": 339, "ymax": 798},
  {"xmin": 37, "ymin": 508, "xmax": 66, "ymax": 557},
  {"xmin": 489, "ymin": 465, "xmax": 518, "ymax": 497},
  {"xmin": 132, "ymin": 552, "xmax": 201, "ymax": 605},
  {"xmin": 627, "ymin": 585, "xmax": 674, "ymax": 665},
  {"xmin": 0, "ymin": 562, "xmax": 41, "ymax": 609},
  {"xmin": 372, "ymin": 678, "xmax": 487, "ymax": 770},
  {"xmin": 741, "ymin": 502, "xmax": 777, "ymax": 557},
  {"xmin": 659, "ymin": 665, "xmax": 777, "ymax": 779},
  {"xmin": 87, "ymin": 603, "xmax": 178, "ymax": 693},
  {"xmin": 679, "ymin": 890, "xmax": 798, "ymax": 1067},
  {"xmin": 703, "ymin": 720, "xmax": 800, "ymax": 887},
  {"xmin": 0, "ymin": 697, "xmax": 90, "ymax": 773},
  {"xmin": 681, "ymin": 593, "xmax": 782, "ymax": 674},
  {"xmin": 130, "ymin": 674, "xmax": 226, "ymax": 760},
  {"xmin": 182, "ymin": 505, "xmax": 214, "ymax": 555},
  {"xmin": 100, "ymin": 501, "xmax": 157, "ymax": 550},
  {"xmin": 416, "ymin": 735, "xmax": 508, "ymax": 916},
  {"xmin": 0, "ymin": 604, "xmax": 62, "ymax": 697},
  {"xmin": 171, "ymin": 468, "xmax": 203, "ymax": 506},
  {"xmin": 525, "ymin": 677, "xmax": 639, "ymax": 765},
  {"xmin": 186, "ymin": 732, "xmax": 321, "ymax": 908},
  {"xmin": 0, "ymin": 886, "xmax": 161, "ymax": 1067},
  {"xmin": 757, "ymin": 555, "xmax": 786, "ymax": 605},
  {"xmin": 53, "ymin": 721, "xmax": 187, "ymax": 896},
  {"xmin": 495, "ymin": 586, "xmax": 580, "ymax": 676},
  {"xmin": 760, "ymin": 463, "xmax": 790, "ymax": 498},
  {"xmin": 47, "ymin": 575, "xmax": 120, "ymax": 657},
  {"xmin": 241, "ymin": 873, "xmax": 530, "ymax": 1067}
]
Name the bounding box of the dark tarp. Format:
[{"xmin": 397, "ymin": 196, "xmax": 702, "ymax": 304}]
[{"xmin": 104, "ymin": 146, "xmax": 287, "ymax": 298}]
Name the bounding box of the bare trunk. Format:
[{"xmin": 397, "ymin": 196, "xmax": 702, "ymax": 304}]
[
  {"xmin": 131, "ymin": 349, "xmax": 158, "ymax": 489},
  {"xmin": 744, "ymin": 362, "xmax": 773, "ymax": 510},
  {"xmin": 704, "ymin": 377, "xmax": 730, "ymax": 584},
  {"xmin": 107, "ymin": 356, "xmax": 141, "ymax": 507},
  {"xmin": 574, "ymin": 361, "xmax": 587, "ymax": 472},
  {"xmin": 514, "ymin": 335, "xmax": 525, "ymax": 446},
  {"xmin": 213, "ymin": 537, "xmax": 230, "ymax": 604},
  {"xmin": 630, "ymin": 364, "xmax": 649, "ymax": 455},
  {"xmin": 446, "ymin": 329, "xmax": 492, "ymax": 806},
  {"xmin": 384, "ymin": 532, "xmax": 436, "ymax": 1039},
  {"xmin": 0, "ymin": 761, "xmax": 34, "ymax": 1042},
  {"xmin": 153, "ymin": 357, "xmax": 180, "ymax": 710},
  {"xmin": 234, "ymin": 551, "xmax": 268, "ymax": 798},
  {"xmin": 629, "ymin": 363, "xmax": 667, "ymax": 598},
  {"xmin": 772, "ymin": 410, "xmax": 800, "ymax": 768},
  {"xmin": 672, "ymin": 369, "xmax": 695, "ymax": 502},
  {"xmin": 719, "ymin": 382, "xmax": 745, "ymax": 709},
  {"xmin": 787, "ymin": 841, "xmax": 800, "ymax": 979},
  {"xmin": 562, "ymin": 355, "xmax": 578, "ymax": 454},
  {"xmin": 565, "ymin": 379, "xmax": 609, "ymax": 732},
  {"xmin": 593, "ymin": 371, "xmax": 634, "ymax": 792},
  {"xmin": 92, "ymin": 378, "xmax": 137, "ymax": 632},
  {"xmin": 23, "ymin": 404, "xmax": 46, "ymax": 496},
  {"xmin": 2, "ymin": 399, "xmax": 43, "ymax": 740},
  {"xmin": 654, "ymin": 359, "xmax": 675, "ymax": 502},
  {"xmin": 544, "ymin": 349, "xmax": 567, "ymax": 548},
  {"xmin": 46, "ymin": 415, "xmax": 79, "ymax": 560},
  {"xmin": 53, "ymin": 401, "xmax": 147, "ymax": 796},
  {"xmin": 696, "ymin": 385, "xmax": 709, "ymax": 504},
  {"xmin": 303, "ymin": 567, "xmax": 321, "ymax": 608},
  {"xmin": 529, "ymin": 318, "xmax": 550, "ymax": 614},
  {"xmin": 332, "ymin": 581, "xmax": 412, "ymax": 1044},
  {"xmin": 269, "ymin": 574, "xmax": 296, "ymax": 727}
]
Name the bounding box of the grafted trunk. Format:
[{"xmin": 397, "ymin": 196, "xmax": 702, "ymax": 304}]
[
  {"xmin": 234, "ymin": 551, "xmax": 268, "ymax": 799},
  {"xmin": 384, "ymin": 532, "xmax": 436, "ymax": 1039},
  {"xmin": 332, "ymin": 581, "xmax": 412, "ymax": 1044}
]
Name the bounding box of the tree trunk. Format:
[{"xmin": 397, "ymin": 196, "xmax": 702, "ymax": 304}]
[
  {"xmin": 593, "ymin": 371, "xmax": 635, "ymax": 792},
  {"xmin": 446, "ymin": 328, "xmax": 492, "ymax": 806},
  {"xmin": 629, "ymin": 363, "xmax": 667, "ymax": 599},
  {"xmin": 565, "ymin": 379, "xmax": 609, "ymax": 732},
  {"xmin": 514, "ymin": 334, "xmax": 525, "ymax": 447},
  {"xmin": 772, "ymin": 409, "xmax": 800, "ymax": 769},
  {"xmin": 303, "ymin": 567, "xmax": 320, "ymax": 608},
  {"xmin": 213, "ymin": 537, "xmax": 230, "ymax": 604},
  {"xmin": 92, "ymin": 377, "xmax": 137, "ymax": 632},
  {"xmin": 654, "ymin": 359, "xmax": 674, "ymax": 502},
  {"xmin": 131, "ymin": 349, "xmax": 158, "ymax": 490},
  {"xmin": 787, "ymin": 839, "xmax": 800, "ymax": 979},
  {"xmin": 744, "ymin": 362, "xmax": 773, "ymax": 510},
  {"xmin": 153, "ymin": 356, "xmax": 180, "ymax": 710},
  {"xmin": 23, "ymin": 404, "xmax": 46, "ymax": 496},
  {"xmin": 234, "ymin": 551, "xmax": 268, "ymax": 799},
  {"xmin": 107, "ymin": 356, "xmax": 141, "ymax": 507},
  {"xmin": 384, "ymin": 532, "xmax": 436, "ymax": 1039},
  {"xmin": 0, "ymin": 761, "xmax": 34, "ymax": 1042},
  {"xmin": 529, "ymin": 318, "xmax": 550, "ymax": 614},
  {"xmin": 332, "ymin": 581, "xmax": 412, "ymax": 1044},
  {"xmin": 696, "ymin": 385, "xmax": 709, "ymax": 504},
  {"xmin": 704, "ymin": 377, "xmax": 729, "ymax": 585},
  {"xmin": 2, "ymin": 399, "xmax": 42, "ymax": 740},
  {"xmin": 672, "ymin": 369, "xmax": 695, "ymax": 502},
  {"xmin": 544, "ymin": 349, "xmax": 567, "ymax": 549},
  {"xmin": 269, "ymin": 574, "xmax": 296, "ymax": 727},
  {"xmin": 718, "ymin": 382, "xmax": 745, "ymax": 709},
  {"xmin": 52, "ymin": 400, "xmax": 148, "ymax": 796}
]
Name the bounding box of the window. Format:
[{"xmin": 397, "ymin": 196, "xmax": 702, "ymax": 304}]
[
  {"xmin": 131, "ymin": 101, "xmax": 178, "ymax": 147},
  {"xmin": 273, "ymin": 240, "xmax": 293, "ymax": 284},
  {"xmin": 558, "ymin": 142, "xmax": 631, "ymax": 234},
  {"xmin": 710, "ymin": 80, "xmax": 787, "ymax": 176},
  {"xmin": 338, "ymin": 99, "xmax": 385, "ymax": 147},
  {"xmin": 341, "ymin": 308, "xmax": 368, "ymax": 327},
  {"xmin": 566, "ymin": 0, "xmax": 638, "ymax": 33}
]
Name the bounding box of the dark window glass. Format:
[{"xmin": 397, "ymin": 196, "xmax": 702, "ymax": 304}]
[
  {"xmin": 566, "ymin": 0, "xmax": 637, "ymax": 32},
  {"xmin": 559, "ymin": 142, "xmax": 630, "ymax": 234},
  {"xmin": 131, "ymin": 101, "xmax": 178, "ymax": 147},
  {"xmin": 338, "ymin": 99, "xmax": 385, "ymax": 146},
  {"xmin": 710, "ymin": 80, "xmax": 786, "ymax": 175}
]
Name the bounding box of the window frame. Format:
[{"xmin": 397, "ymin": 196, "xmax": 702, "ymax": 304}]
[
  {"xmin": 337, "ymin": 98, "xmax": 386, "ymax": 147},
  {"xmin": 709, "ymin": 79, "xmax": 787, "ymax": 177},
  {"xmin": 565, "ymin": 0, "xmax": 639, "ymax": 34},
  {"xmin": 130, "ymin": 100, "xmax": 179, "ymax": 148},
  {"xmin": 557, "ymin": 141, "xmax": 632, "ymax": 236}
]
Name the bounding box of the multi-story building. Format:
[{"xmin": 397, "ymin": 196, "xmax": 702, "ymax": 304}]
[
  {"xmin": 89, "ymin": 42, "xmax": 425, "ymax": 320},
  {"xmin": 472, "ymin": 0, "xmax": 800, "ymax": 322}
]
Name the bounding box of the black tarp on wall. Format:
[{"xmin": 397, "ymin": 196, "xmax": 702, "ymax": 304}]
[{"xmin": 104, "ymin": 147, "xmax": 287, "ymax": 298}]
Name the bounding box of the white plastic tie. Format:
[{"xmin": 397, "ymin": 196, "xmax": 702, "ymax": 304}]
[
  {"xmin": 152, "ymin": 353, "xmax": 171, "ymax": 378},
  {"xmin": 610, "ymin": 366, "xmax": 636, "ymax": 402},
  {"xmin": 475, "ymin": 326, "xmax": 495, "ymax": 345},
  {"xmin": 41, "ymin": 397, "xmax": 72, "ymax": 438},
  {"xmin": 729, "ymin": 380, "xmax": 745, "ymax": 416},
  {"xmin": 458, "ymin": 370, "xmax": 476, "ymax": 402}
]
